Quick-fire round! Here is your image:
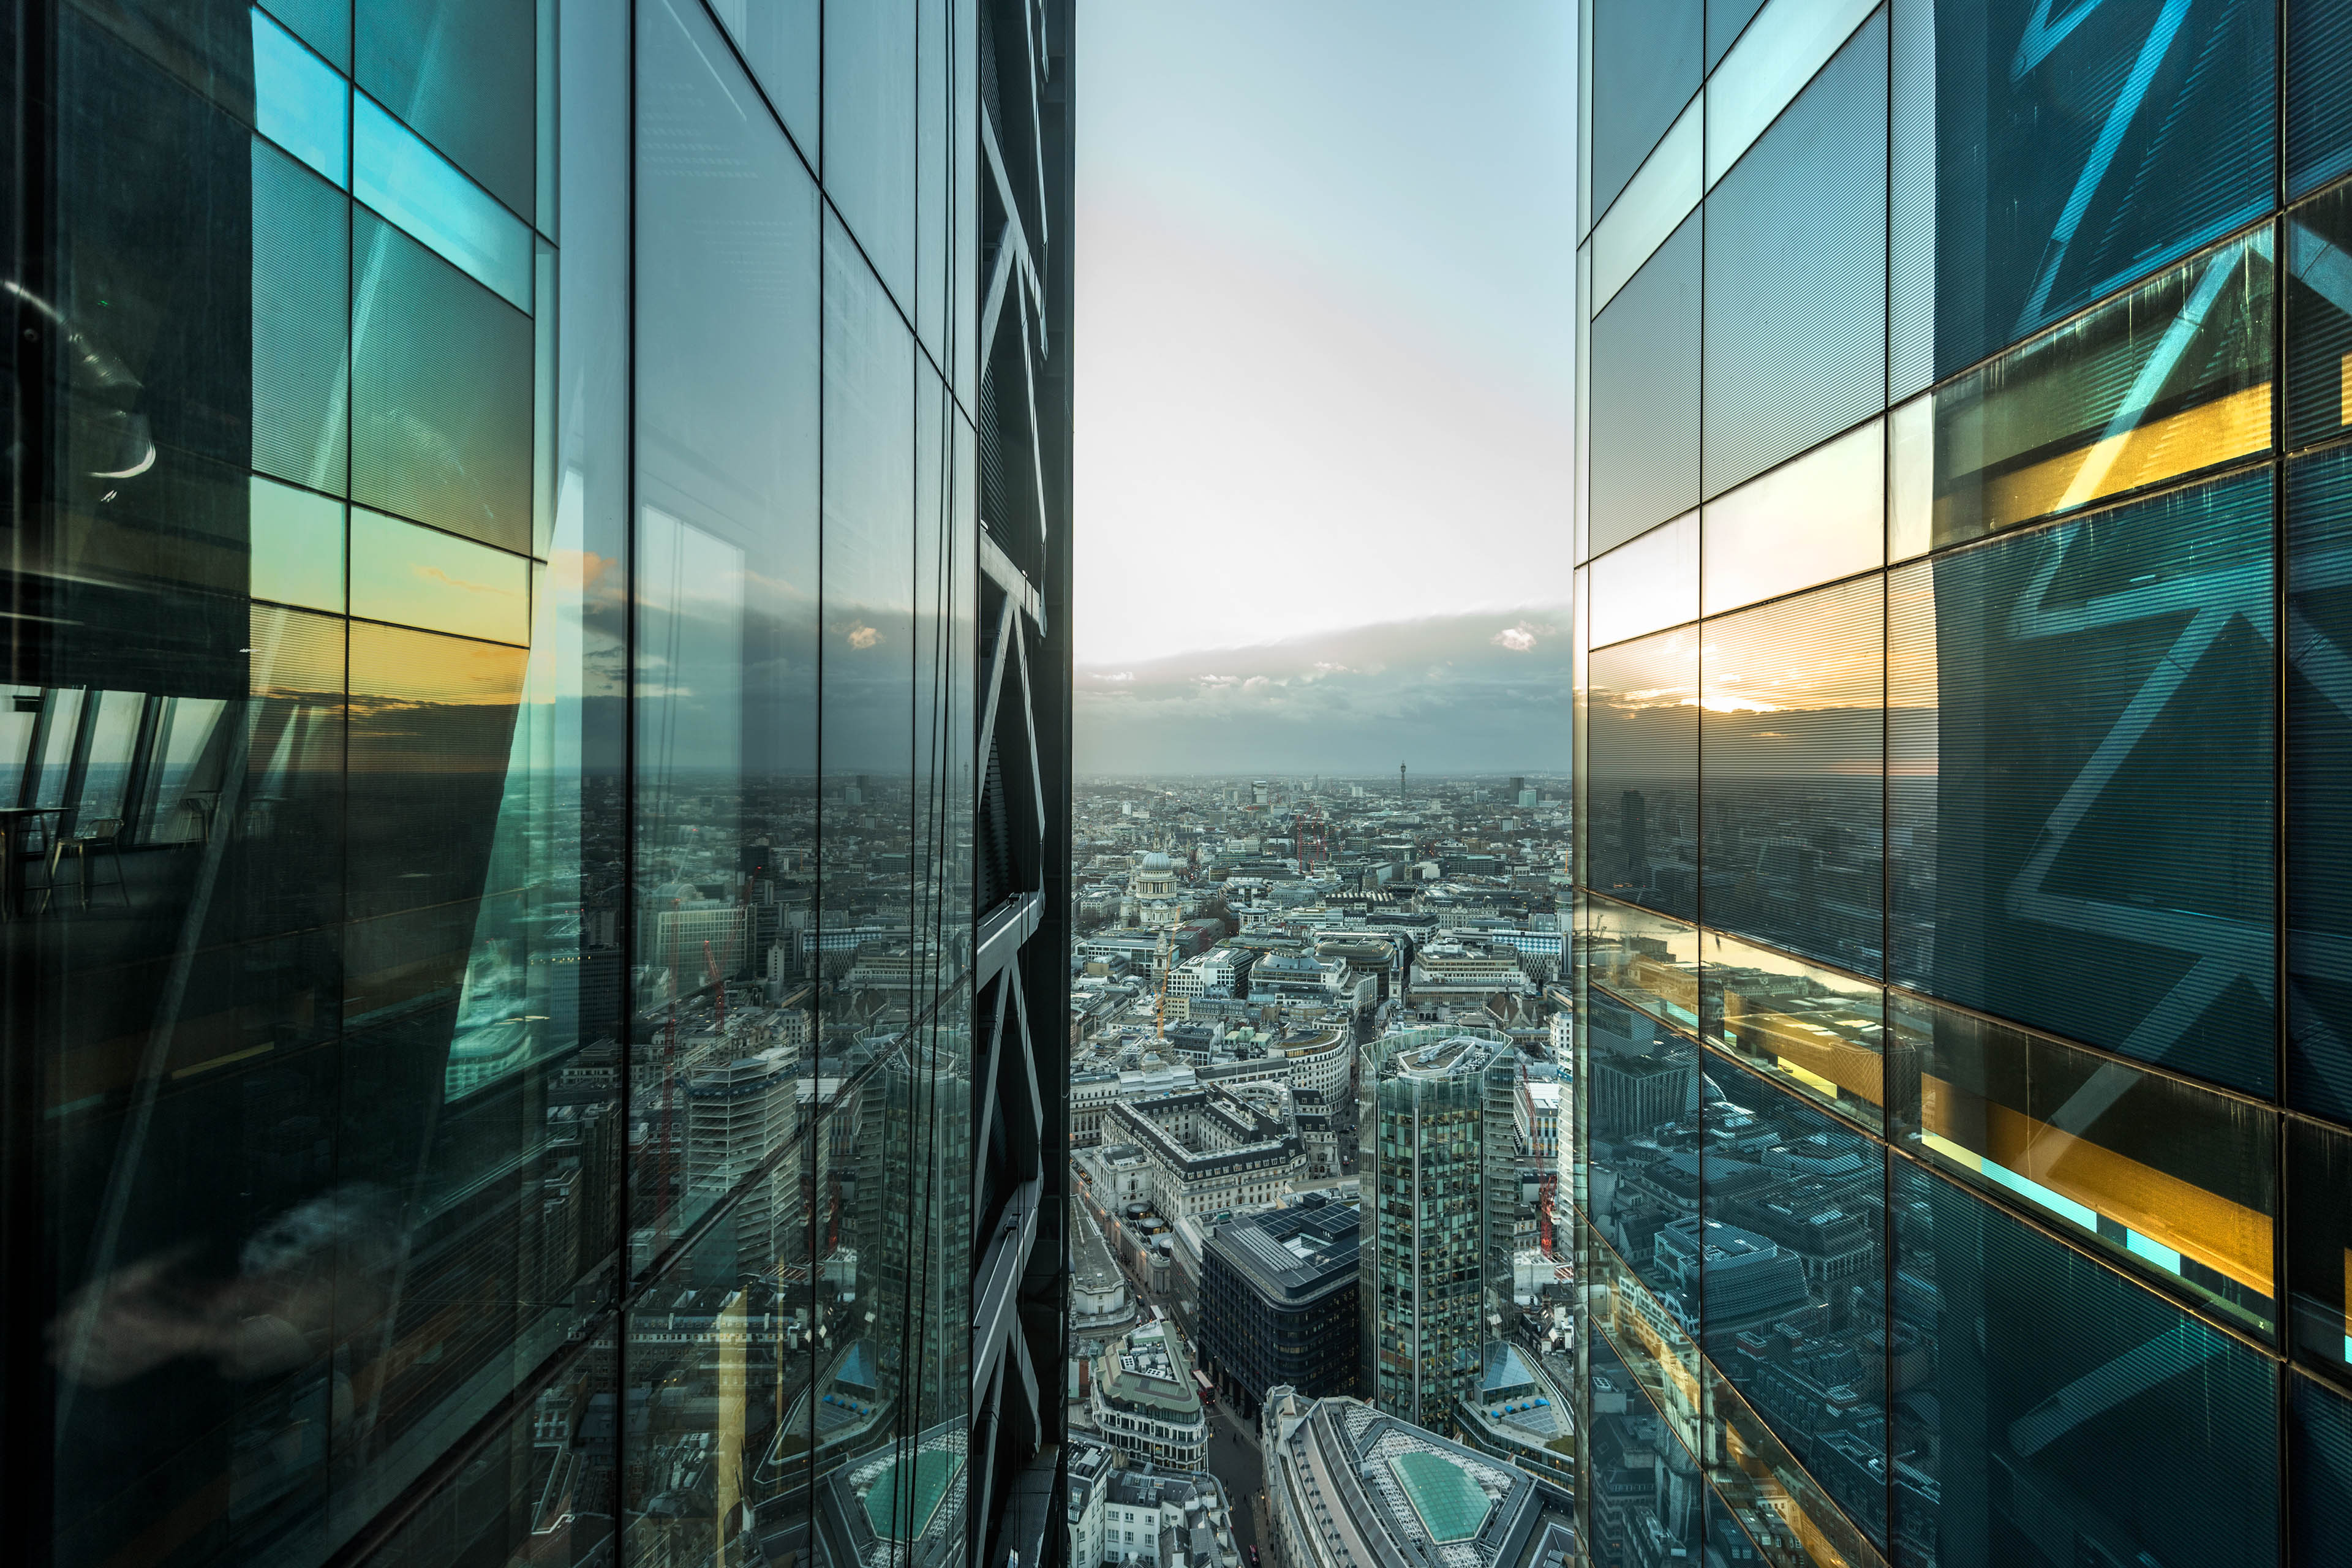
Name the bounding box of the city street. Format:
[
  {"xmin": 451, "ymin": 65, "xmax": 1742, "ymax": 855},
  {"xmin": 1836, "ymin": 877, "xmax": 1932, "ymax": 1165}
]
[{"xmin": 1205, "ymin": 1403, "xmax": 1266, "ymax": 1561}]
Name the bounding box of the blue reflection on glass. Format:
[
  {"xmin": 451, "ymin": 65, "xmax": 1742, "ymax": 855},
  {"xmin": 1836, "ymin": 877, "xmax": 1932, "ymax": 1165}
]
[
  {"xmin": 353, "ymin": 93, "xmax": 531, "ymax": 311},
  {"xmin": 252, "ymin": 6, "xmax": 348, "ymax": 187}
]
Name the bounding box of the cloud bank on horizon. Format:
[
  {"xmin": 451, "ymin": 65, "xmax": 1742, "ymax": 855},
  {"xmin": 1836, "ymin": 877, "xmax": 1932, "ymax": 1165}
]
[{"xmin": 1076, "ymin": 607, "xmax": 1573, "ymax": 777}]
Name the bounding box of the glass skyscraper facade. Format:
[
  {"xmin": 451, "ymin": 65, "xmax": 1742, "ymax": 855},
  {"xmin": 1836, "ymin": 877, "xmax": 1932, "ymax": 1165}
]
[
  {"xmin": 1572, "ymin": 1, "xmax": 2352, "ymax": 1564},
  {"xmin": 1, "ymin": 2, "xmax": 1073, "ymax": 1567}
]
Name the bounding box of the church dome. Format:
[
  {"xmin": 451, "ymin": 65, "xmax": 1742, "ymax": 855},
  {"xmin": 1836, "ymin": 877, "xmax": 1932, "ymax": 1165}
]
[{"xmin": 1139, "ymin": 851, "xmax": 1175, "ymax": 873}]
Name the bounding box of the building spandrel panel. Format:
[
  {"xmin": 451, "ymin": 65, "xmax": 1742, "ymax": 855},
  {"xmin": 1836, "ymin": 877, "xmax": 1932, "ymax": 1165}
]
[
  {"xmin": 1589, "ymin": 630, "xmax": 1700, "ymax": 921},
  {"xmin": 1589, "ymin": 0, "xmax": 1701, "ymax": 224},
  {"xmin": 1929, "ymin": 0, "xmax": 2275, "ymax": 378},
  {"xmin": 1700, "ymin": 417, "xmax": 1883, "ymax": 618},
  {"xmin": 1591, "ymin": 213, "xmax": 1701, "ymax": 555},
  {"xmin": 1702, "ymin": 8, "xmax": 1886, "ymax": 498},
  {"xmin": 1700, "ymin": 573, "xmax": 1885, "ymax": 978},
  {"xmin": 1699, "ymin": 925, "xmax": 1885, "ymax": 1131},
  {"xmin": 1888, "ymin": 470, "xmax": 2277, "ymax": 1098},
  {"xmin": 1892, "ymin": 992, "xmax": 2277, "ymax": 1339},
  {"xmin": 356, "ymin": 0, "xmax": 536, "ymax": 221},
  {"xmin": 1891, "ymin": 1161, "xmax": 2280, "ymax": 1568}
]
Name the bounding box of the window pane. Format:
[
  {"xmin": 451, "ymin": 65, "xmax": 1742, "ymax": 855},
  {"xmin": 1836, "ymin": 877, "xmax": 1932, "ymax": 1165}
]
[
  {"xmin": 1580, "ymin": 1250, "xmax": 1705, "ymax": 1560},
  {"xmin": 350, "ymin": 508, "xmax": 529, "ymax": 643},
  {"xmin": 709, "ymin": 0, "xmax": 821, "ymax": 161},
  {"xmin": 2288, "ymin": 186, "xmax": 2352, "ymax": 448},
  {"xmin": 354, "ymin": 94, "xmax": 533, "ymax": 309},
  {"xmin": 1591, "ymin": 93, "xmax": 1701, "ymax": 313},
  {"xmin": 1894, "ymin": 993, "xmax": 2277, "ymax": 1339},
  {"xmin": 2288, "ymin": 1118, "xmax": 2352, "ymax": 1388},
  {"xmin": 1702, "ymin": 10, "xmax": 1885, "ymax": 497},
  {"xmin": 825, "ymin": 0, "xmax": 918, "ymax": 309},
  {"xmin": 253, "ymin": 6, "xmax": 349, "ymax": 187},
  {"xmin": 1704, "ymin": 0, "xmax": 1878, "ymax": 187},
  {"xmin": 249, "ymin": 475, "xmax": 346, "ymax": 611},
  {"xmin": 352, "ymin": 214, "xmax": 534, "ymax": 551},
  {"xmin": 1589, "ymin": 511, "xmax": 1698, "ymax": 648},
  {"xmin": 1706, "ymin": 0, "xmax": 1766, "ymax": 72},
  {"xmin": 1891, "ymin": 1162, "xmax": 2279, "ymax": 1568},
  {"xmin": 1580, "ymin": 1212, "xmax": 1703, "ymax": 1461},
  {"xmin": 2290, "ymin": 0, "xmax": 2352, "ymax": 197},
  {"xmin": 1700, "ymin": 574, "xmax": 1885, "ymax": 976},
  {"xmin": 1700, "ymin": 925, "xmax": 1886, "ymax": 1129},
  {"xmin": 356, "ymin": 0, "xmax": 535, "ymax": 219},
  {"xmin": 263, "ymin": 0, "xmax": 350, "ymax": 71},
  {"xmin": 1590, "ymin": 0, "xmax": 1700, "ymax": 222},
  {"xmin": 1888, "ymin": 470, "xmax": 2276, "ymax": 1098},
  {"xmin": 1586, "ymin": 890, "xmax": 1702, "ymax": 1039},
  {"xmin": 252, "ymin": 139, "xmax": 350, "ymax": 492},
  {"xmin": 2294, "ymin": 1374, "xmax": 2352, "ymax": 1564},
  {"xmin": 1589, "ymin": 630, "xmax": 1699, "ymax": 921},
  {"xmin": 2289, "ymin": 444, "xmax": 2352, "ymax": 1122},
  {"xmin": 1701, "ymin": 418, "xmax": 1883, "ymax": 618},
  {"xmin": 1931, "ymin": 0, "xmax": 2275, "ymax": 375},
  {"xmin": 1700, "ymin": 1061, "xmax": 1888, "ymax": 1548},
  {"xmin": 1591, "ymin": 213, "xmax": 1700, "ymax": 554},
  {"xmin": 1925, "ymin": 230, "xmax": 2274, "ymax": 554}
]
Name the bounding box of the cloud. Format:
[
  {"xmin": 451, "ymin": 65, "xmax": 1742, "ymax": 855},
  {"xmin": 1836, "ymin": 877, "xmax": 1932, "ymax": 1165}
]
[
  {"xmin": 1491, "ymin": 623, "xmax": 1539, "ymax": 652},
  {"xmin": 847, "ymin": 625, "xmax": 881, "ymax": 650}
]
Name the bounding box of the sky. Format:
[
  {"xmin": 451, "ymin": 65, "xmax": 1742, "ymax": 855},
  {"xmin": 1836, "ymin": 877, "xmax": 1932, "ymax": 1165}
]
[{"xmin": 1074, "ymin": 0, "xmax": 1580, "ymax": 724}]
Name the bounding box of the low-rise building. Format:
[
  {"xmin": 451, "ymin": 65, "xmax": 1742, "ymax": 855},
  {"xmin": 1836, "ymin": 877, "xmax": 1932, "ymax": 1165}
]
[
  {"xmin": 1450, "ymin": 1342, "xmax": 1574, "ymax": 1494},
  {"xmin": 1066, "ymin": 1433, "xmax": 1243, "ymax": 1568},
  {"xmin": 1197, "ymin": 1197, "xmax": 1360, "ymax": 1416},
  {"xmin": 1090, "ymin": 1323, "xmax": 1210, "ymax": 1472},
  {"xmin": 1107, "ymin": 1085, "xmax": 1303, "ymax": 1219}
]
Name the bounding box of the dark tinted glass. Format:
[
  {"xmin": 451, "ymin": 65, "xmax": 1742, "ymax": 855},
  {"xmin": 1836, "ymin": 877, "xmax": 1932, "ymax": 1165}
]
[
  {"xmin": 2288, "ymin": 1118, "xmax": 2352, "ymax": 1387},
  {"xmin": 1888, "ymin": 470, "xmax": 2277, "ymax": 1096},
  {"xmin": 1700, "ymin": 1060, "xmax": 1888, "ymax": 1546},
  {"xmin": 1891, "ymin": 1163, "xmax": 2280, "ymax": 1568},
  {"xmin": 1932, "ymin": 0, "xmax": 2275, "ymax": 376},
  {"xmin": 2288, "ymin": 445, "xmax": 2352, "ymax": 1121},
  {"xmin": 1892, "ymin": 993, "xmax": 2278, "ymax": 1338},
  {"xmin": 1702, "ymin": 9, "xmax": 1887, "ymax": 496},
  {"xmin": 2294, "ymin": 1374, "xmax": 2352, "ymax": 1566},
  {"xmin": 1589, "ymin": 629, "xmax": 1699, "ymax": 921},
  {"xmin": 252, "ymin": 140, "xmax": 349, "ymax": 492},
  {"xmin": 1590, "ymin": 0, "xmax": 1701, "ymax": 221},
  {"xmin": 1581, "ymin": 1261, "xmax": 1705, "ymax": 1566},
  {"xmin": 266, "ymin": 0, "xmax": 352, "ymax": 70},
  {"xmin": 1702, "ymin": 1354, "xmax": 1886, "ymax": 1568},
  {"xmin": 1699, "ymin": 575, "xmax": 1885, "ymax": 976},
  {"xmin": 357, "ymin": 0, "xmax": 537, "ymax": 219},
  {"xmin": 1580, "ymin": 1212, "xmax": 1704, "ymax": 1468},
  {"xmin": 1591, "ymin": 212, "xmax": 1700, "ymax": 555},
  {"xmin": 2290, "ymin": 0, "xmax": 2352, "ymax": 197},
  {"xmin": 1926, "ymin": 229, "xmax": 2274, "ymax": 552}
]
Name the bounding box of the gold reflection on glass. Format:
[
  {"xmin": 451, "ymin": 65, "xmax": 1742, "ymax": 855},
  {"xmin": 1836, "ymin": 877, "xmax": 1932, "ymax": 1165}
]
[
  {"xmin": 1585, "ymin": 892, "xmax": 1701, "ymax": 1028},
  {"xmin": 350, "ymin": 505, "xmax": 532, "ymax": 644},
  {"xmin": 1702, "ymin": 928, "xmax": 1885, "ymax": 1118},
  {"xmin": 1929, "ymin": 228, "xmax": 2274, "ymax": 551},
  {"xmin": 1699, "ymin": 575, "xmax": 1883, "ymax": 731}
]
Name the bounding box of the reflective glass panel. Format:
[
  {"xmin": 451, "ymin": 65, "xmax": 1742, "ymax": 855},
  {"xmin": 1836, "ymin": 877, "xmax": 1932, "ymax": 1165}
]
[
  {"xmin": 1700, "ymin": 927, "xmax": 1885, "ymax": 1130},
  {"xmin": 1589, "ymin": 511, "xmax": 1698, "ymax": 647},
  {"xmin": 1707, "ymin": 0, "xmax": 1767, "ymax": 72},
  {"xmin": 710, "ymin": 0, "xmax": 821, "ymax": 161},
  {"xmin": 252, "ymin": 140, "xmax": 350, "ymax": 493},
  {"xmin": 2290, "ymin": 0, "xmax": 2352, "ymax": 197},
  {"xmin": 1589, "ymin": 630, "xmax": 1699, "ymax": 920},
  {"xmin": 1591, "ymin": 92, "xmax": 1702, "ymax": 315},
  {"xmin": 265, "ymin": 0, "xmax": 351, "ymax": 70},
  {"xmin": 1582, "ymin": 1215, "xmax": 1704, "ymax": 1461},
  {"xmin": 1888, "ymin": 470, "xmax": 2277, "ymax": 1097},
  {"xmin": 1700, "ymin": 574, "xmax": 1885, "ymax": 976},
  {"xmin": 253, "ymin": 6, "xmax": 349, "ymax": 187},
  {"xmin": 1894, "ymin": 993, "xmax": 2277, "ymax": 1338},
  {"xmin": 2288, "ymin": 184, "xmax": 2352, "ymax": 448},
  {"xmin": 2288, "ymin": 1118, "xmax": 2352, "ymax": 1388},
  {"xmin": 1701, "ymin": 418, "xmax": 1883, "ymax": 618},
  {"xmin": 1932, "ymin": 0, "xmax": 2276, "ymax": 375},
  {"xmin": 1924, "ymin": 229, "xmax": 2273, "ymax": 553},
  {"xmin": 1705, "ymin": 0, "xmax": 1879, "ymax": 187},
  {"xmin": 349, "ymin": 508, "xmax": 530, "ymax": 643},
  {"xmin": 826, "ymin": 0, "xmax": 919, "ymax": 309},
  {"xmin": 354, "ymin": 94, "xmax": 533, "ymax": 310},
  {"xmin": 1581, "ymin": 1257, "xmax": 1706, "ymax": 1566},
  {"xmin": 1698, "ymin": 1060, "xmax": 1888, "ymax": 1546},
  {"xmin": 356, "ymin": 0, "xmax": 535, "ymax": 219},
  {"xmin": 2294, "ymin": 1374, "xmax": 2352, "ymax": 1564},
  {"xmin": 1591, "ymin": 213, "xmax": 1701, "ymax": 554},
  {"xmin": 1886, "ymin": 391, "xmax": 1932, "ymax": 563},
  {"xmin": 1890, "ymin": 1163, "xmax": 2279, "ymax": 1568},
  {"xmin": 1702, "ymin": 10, "xmax": 1886, "ymax": 497},
  {"xmin": 249, "ymin": 475, "xmax": 346, "ymax": 612},
  {"xmin": 2288, "ymin": 444, "xmax": 2352, "ymax": 1122},
  {"xmin": 1590, "ymin": 0, "xmax": 1700, "ymax": 222}
]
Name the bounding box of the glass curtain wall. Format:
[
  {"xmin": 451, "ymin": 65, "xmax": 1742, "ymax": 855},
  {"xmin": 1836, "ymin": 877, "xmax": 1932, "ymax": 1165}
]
[
  {"xmin": 0, "ymin": 1, "xmax": 1061, "ymax": 1567},
  {"xmin": 1574, "ymin": 1, "xmax": 2352, "ymax": 1564}
]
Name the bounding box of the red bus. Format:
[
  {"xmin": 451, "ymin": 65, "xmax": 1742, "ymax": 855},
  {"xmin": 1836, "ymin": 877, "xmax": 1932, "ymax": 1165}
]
[{"xmin": 1193, "ymin": 1370, "xmax": 1216, "ymax": 1406}]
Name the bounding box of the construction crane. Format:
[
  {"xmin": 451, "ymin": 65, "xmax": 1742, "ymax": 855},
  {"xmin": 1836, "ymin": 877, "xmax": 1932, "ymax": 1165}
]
[
  {"xmin": 1153, "ymin": 922, "xmax": 1174, "ymax": 1041},
  {"xmin": 704, "ymin": 938, "xmax": 728, "ymax": 1030}
]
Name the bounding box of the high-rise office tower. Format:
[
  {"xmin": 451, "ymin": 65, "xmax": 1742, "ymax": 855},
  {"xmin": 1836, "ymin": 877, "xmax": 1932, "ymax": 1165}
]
[
  {"xmin": 1359, "ymin": 1027, "xmax": 1519, "ymax": 1430},
  {"xmin": 1572, "ymin": 2, "xmax": 2352, "ymax": 1565},
  {"xmin": 0, "ymin": 3, "xmax": 1073, "ymax": 1567}
]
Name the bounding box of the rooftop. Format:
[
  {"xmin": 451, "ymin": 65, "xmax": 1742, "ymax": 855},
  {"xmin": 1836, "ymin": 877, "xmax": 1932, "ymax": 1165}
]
[{"xmin": 1206, "ymin": 1201, "xmax": 1362, "ymax": 1307}]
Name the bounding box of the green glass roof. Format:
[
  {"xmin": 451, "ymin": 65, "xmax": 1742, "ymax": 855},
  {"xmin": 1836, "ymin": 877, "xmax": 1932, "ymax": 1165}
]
[
  {"xmin": 862, "ymin": 1451, "xmax": 961, "ymax": 1542},
  {"xmin": 1389, "ymin": 1450, "xmax": 1491, "ymax": 1543}
]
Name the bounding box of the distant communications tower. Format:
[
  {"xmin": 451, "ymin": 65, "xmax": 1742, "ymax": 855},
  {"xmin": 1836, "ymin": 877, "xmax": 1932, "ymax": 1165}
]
[{"xmin": 1399, "ymin": 763, "xmax": 1408, "ymax": 802}]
